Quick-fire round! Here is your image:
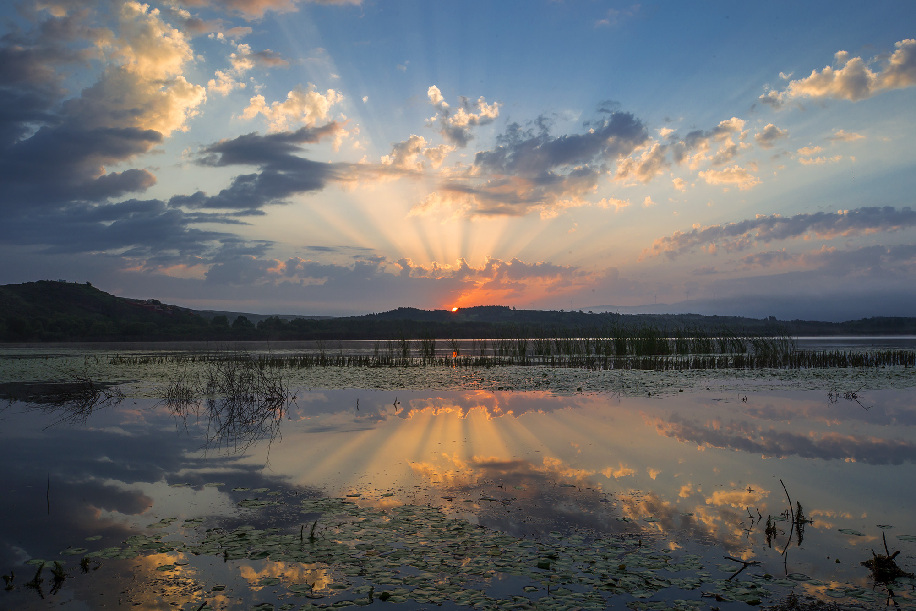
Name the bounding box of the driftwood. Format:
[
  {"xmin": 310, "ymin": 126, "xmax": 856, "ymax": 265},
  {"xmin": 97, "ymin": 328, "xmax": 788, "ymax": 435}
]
[{"xmin": 861, "ymin": 532, "xmax": 914, "ymax": 583}]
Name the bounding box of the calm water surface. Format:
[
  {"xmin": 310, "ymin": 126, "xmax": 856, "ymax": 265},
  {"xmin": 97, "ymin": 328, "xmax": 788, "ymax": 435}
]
[{"xmin": 1, "ymin": 345, "xmax": 915, "ymax": 609}]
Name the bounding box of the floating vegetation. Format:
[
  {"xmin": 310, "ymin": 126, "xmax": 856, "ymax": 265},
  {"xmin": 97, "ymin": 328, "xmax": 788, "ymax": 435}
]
[{"xmin": 37, "ymin": 497, "xmax": 916, "ymax": 610}]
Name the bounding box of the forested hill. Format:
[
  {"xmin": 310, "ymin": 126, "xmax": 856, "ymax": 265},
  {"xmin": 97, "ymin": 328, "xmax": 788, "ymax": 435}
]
[
  {"xmin": 0, "ymin": 281, "xmax": 208, "ymax": 341},
  {"xmin": 2, "ymin": 280, "xmax": 915, "ymax": 342}
]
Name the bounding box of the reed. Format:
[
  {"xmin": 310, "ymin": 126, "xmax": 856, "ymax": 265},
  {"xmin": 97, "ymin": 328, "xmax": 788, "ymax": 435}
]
[{"xmin": 103, "ymin": 324, "xmax": 915, "ymax": 373}]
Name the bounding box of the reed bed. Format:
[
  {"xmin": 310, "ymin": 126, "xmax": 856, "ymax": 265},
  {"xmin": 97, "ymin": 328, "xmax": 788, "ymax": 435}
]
[{"xmin": 110, "ymin": 342, "xmax": 916, "ymax": 372}]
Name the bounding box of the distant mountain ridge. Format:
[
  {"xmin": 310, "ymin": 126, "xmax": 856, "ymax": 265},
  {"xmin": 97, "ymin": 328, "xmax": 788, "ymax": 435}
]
[{"xmin": 2, "ymin": 280, "xmax": 916, "ymax": 342}]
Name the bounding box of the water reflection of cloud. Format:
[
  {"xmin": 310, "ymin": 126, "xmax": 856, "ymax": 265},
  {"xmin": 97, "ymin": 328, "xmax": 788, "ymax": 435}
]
[
  {"xmin": 704, "ymin": 487, "xmax": 769, "ymax": 509},
  {"xmin": 738, "ymin": 391, "xmax": 916, "ymax": 428},
  {"xmin": 239, "ymin": 561, "xmax": 331, "ymax": 592},
  {"xmin": 615, "ymin": 490, "xmax": 753, "ymax": 552},
  {"xmin": 601, "ymin": 464, "xmax": 636, "ymax": 479},
  {"xmin": 407, "ymin": 453, "xmax": 633, "ymax": 537},
  {"xmin": 651, "ymin": 414, "xmax": 916, "ymax": 464}
]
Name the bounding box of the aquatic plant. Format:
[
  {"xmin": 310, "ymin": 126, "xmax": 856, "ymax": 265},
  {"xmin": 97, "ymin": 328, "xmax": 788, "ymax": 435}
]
[{"xmin": 162, "ymin": 352, "xmax": 296, "ymax": 453}]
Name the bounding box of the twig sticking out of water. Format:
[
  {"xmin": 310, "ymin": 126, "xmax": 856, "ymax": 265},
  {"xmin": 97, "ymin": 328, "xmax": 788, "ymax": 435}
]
[{"xmin": 724, "ymin": 556, "xmax": 761, "ymax": 581}]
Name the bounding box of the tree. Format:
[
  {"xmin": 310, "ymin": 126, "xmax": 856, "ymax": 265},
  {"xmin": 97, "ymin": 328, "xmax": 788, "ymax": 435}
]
[{"xmin": 232, "ymin": 315, "xmax": 254, "ymax": 329}]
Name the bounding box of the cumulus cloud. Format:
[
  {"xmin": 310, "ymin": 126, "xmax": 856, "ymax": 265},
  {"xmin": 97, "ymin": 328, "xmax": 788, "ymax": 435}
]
[
  {"xmin": 208, "ymin": 43, "xmax": 288, "ymax": 96},
  {"xmin": 242, "ymin": 84, "xmax": 344, "ymax": 132},
  {"xmin": 761, "ymin": 38, "xmax": 916, "ymax": 107},
  {"xmin": 615, "ymin": 116, "xmax": 754, "ymax": 187},
  {"xmin": 798, "ymin": 154, "xmax": 843, "ymax": 166},
  {"xmin": 426, "ymin": 85, "xmax": 500, "ymax": 147},
  {"xmin": 381, "ymin": 135, "xmax": 454, "ymax": 170},
  {"xmin": 827, "ymin": 129, "xmax": 865, "ymax": 143},
  {"xmin": 754, "ymin": 123, "xmax": 788, "ymax": 149},
  {"xmin": 649, "ymin": 206, "xmax": 916, "ymax": 258},
  {"xmin": 0, "ymin": 2, "xmax": 206, "ymax": 208},
  {"xmin": 59, "ymin": 2, "xmax": 207, "ymax": 136},
  {"xmin": 697, "ymin": 165, "xmax": 760, "ymax": 190}
]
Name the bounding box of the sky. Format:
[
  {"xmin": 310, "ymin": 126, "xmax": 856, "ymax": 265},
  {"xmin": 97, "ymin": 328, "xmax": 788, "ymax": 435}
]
[{"xmin": 1, "ymin": 0, "xmax": 915, "ymax": 320}]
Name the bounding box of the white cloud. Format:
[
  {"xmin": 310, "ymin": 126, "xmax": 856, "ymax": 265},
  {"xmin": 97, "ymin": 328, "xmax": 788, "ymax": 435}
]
[
  {"xmin": 799, "ymin": 155, "xmax": 843, "ymax": 165},
  {"xmin": 698, "ymin": 165, "xmax": 760, "ymax": 190},
  {"xmin": 797, "ymin": 145, "xmax": 822, "ymax": 156},
  {"xmin": 427, "ymin": 85, "xmax": 447, "ymax": 108},
  {"xmin": 242, "ymin": 84, "xmax": 344, "ymax": 132},
  {"xmin": 596, "ymin": 197, "xmax": 630, "ymax": 211},
  {"xmin": 426, "ymin": 85, "xmax": 499, "ymax": 146},
  {"xmin": 761, "ymin": 38, "xmax": 916, "ymax": 106},
  {"xmin": 207, "ymin": 69, "xmax": 246, "ymax": 95},
  {"xmin": 827, "ymin": 129, "xmax": 865, "ymax": 143},
  {"xmin": 381, "ymin": 134, "xmax": 454, "ymax": 170},
  {"xmin": 65, "ymin": 1, "xmax": 206, "ymax": 136}
]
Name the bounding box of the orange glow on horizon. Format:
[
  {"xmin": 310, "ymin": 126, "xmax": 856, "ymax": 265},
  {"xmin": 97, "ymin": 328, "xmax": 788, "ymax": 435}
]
[{"xmin": 451, "ymin": 306, "xmax": 459, "ymax": 312}]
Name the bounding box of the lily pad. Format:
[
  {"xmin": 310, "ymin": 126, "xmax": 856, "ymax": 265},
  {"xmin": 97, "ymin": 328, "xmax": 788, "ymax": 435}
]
[{"xmin": 838, "ymin": 528, "xmax": 865, "ymax": 536}]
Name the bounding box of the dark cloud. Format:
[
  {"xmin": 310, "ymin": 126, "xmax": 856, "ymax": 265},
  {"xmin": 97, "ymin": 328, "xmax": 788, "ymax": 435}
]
[
  {"xmin": 0, "ymin": 199, "xmax": 240, "ymax": 260},
  {"xmin": 1, "ymin": 126, "xmax": 163, "ymax": 206},
  {"xmin": 0, "ymin": 7, "xmax": 196, "ymax": 211},
  {"xmin": 199, "ymin": 124, "xmax": 344, "ymax": 166},
  {"xmin": 650, "ymin": 207, "xmax": 916, "ymax": 258},
  {"xmin": 415, "ymin": 110, "xmax": 648, "ymax": 217},
  {"xmin": 475, "ymin": 111, "xmax": 647, "ymax": 177},
  {"xmin": 174, "ymin": 126, "xmax": 345, "ymax": 211},
  {"xmin": 754, "ymin": 123, "xmax": 789, "ymax": 149},
  {"xmin": 652, "ymin": 414, "xmax": 916, "ymax": 465},
  {"xmin": 252, "ymin": 48, "xmax": 289, "ymax": 67}
]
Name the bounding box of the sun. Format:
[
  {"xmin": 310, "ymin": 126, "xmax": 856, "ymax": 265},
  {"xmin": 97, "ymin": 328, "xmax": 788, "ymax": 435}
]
[{"xmin": 451, "ymin": 307, "xmax": 459, "ymax": 312}]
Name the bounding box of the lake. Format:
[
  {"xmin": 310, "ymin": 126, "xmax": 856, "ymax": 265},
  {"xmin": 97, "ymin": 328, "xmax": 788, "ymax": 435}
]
[{"xmin": 1, "ymin": 343, "xmax": 915, "ymax": 609}]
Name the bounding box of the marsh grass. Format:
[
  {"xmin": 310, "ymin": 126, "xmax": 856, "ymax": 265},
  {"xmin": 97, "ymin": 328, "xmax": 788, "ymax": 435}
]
[
  {"xmin": 107, "ymin": 323, "xmax": 916, "ymax": 372},
  {"xmin": 116, "ymin": 346, "xmax": 916, "ymax": 372}
]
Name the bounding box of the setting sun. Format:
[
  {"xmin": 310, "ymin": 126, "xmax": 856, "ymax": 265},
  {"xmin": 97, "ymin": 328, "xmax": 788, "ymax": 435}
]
[{"xmin": 451, "ymin": 307, "xmax": 459, "ymax": 312}]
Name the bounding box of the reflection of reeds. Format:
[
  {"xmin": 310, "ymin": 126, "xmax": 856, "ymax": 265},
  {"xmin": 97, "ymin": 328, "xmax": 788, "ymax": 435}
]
[{"xmin": 163, "ymin": 353, "xmax": 295, "ymax": 453}]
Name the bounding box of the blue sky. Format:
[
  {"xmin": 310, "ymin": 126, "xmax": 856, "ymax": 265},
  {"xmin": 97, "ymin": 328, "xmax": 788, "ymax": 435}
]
[{"xmin": 1, "ymin": 0, "xmax": 915, "ymax": 319}]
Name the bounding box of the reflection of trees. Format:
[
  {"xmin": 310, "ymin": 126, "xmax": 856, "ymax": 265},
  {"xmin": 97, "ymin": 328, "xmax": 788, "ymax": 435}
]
[
  {"xmin": 1, "ymin": 376, "xmax": 125, "ymax": 426},
  {"xmin": 164, "ymin": 355, "xmax": 296, "ymax": 453}
]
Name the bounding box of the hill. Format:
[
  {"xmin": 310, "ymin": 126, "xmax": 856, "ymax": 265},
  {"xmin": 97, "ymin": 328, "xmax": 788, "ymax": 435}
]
[
  {"xmin": 0, "ymin": 281, "xmax": 209, "ymax": 341},
  {"xmin": 1, "ymin": 281, "xmax": 915, "ymax": 342}
]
